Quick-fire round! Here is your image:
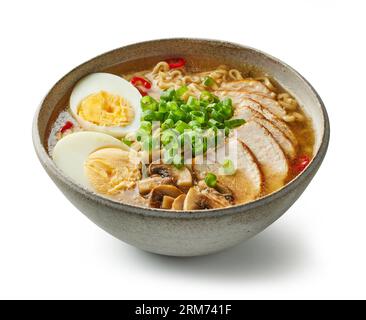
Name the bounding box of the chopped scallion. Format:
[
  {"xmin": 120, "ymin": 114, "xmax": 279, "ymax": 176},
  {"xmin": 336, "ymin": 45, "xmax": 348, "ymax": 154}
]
[{"xmin": 205, "ymin": 173, "xmax": 217, "ymax": 188}]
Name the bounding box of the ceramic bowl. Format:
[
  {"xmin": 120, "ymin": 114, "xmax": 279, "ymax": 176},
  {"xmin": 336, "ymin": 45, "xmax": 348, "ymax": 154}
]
[{"xmin": 33, "ymin": 38, "xmax": 330, "ymax": 256}]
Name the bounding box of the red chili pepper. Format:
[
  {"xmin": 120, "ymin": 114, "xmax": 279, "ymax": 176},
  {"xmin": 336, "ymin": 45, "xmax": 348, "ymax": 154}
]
[
  {"xmin": 293, "ymin": 155, "xmax": 311, "ymax": 174},
  {"xmin": 166, "ymin": 57, "xmax": 186, "ymax": 69},
  {"xmin": 137, "ymin": 87, "xmax": 148, "ymax": 96},
  {"xmin": 130, "ymin": 76, "xmax": 151, "ymax": 89},
  {"xmin": 60, "ymin": 121, "xmax": 73, "ymax": 133}
]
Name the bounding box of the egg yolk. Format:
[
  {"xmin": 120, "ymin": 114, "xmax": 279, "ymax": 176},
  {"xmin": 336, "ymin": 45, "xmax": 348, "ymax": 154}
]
[
  {"xmin": 78, "ymin": 91, "xmax": 134, "ymax": 127},
  {"xmin": 84, "ymin": 148, "xmax": 141, "ymax": 195}
]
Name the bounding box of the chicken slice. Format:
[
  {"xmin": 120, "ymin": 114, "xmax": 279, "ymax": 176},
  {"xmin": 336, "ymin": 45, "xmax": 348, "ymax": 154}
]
[
  {"xmin": 215, "ymin": 90, "xmax": 287, "ymax": 119},
  {"xmin": 219, "ymin": 80, "xmax": 275, "ymax": 97},
  {"xmin": 233, "ymin": 106, "xmax": 296, "ymax": 159},
  {"xmin": 235, "ymin": 121, "xmax": 289, "ymax": 193},
  {"xmin": 193, "ymin": 138, "xmax": 263, "ymax": 204},
  {"xmin": 215, "ymin": 91, "xmax": 297, "ymax": 145}
]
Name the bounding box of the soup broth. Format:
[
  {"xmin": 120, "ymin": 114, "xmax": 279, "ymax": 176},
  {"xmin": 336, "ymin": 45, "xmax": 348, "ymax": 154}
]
[{"xmin": 48, "ymin": 58, "xmax": 315, "ymax": 210}]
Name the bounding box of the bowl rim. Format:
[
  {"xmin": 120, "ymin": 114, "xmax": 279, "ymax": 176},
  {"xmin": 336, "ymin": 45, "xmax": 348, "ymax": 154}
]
[{"xmin": 32, "ymin": 37, "xmax": 330, "ymax": 219}]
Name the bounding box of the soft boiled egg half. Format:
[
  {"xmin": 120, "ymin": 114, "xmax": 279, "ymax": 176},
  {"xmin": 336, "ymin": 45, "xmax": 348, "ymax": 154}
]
[
  {"xmin": 53, "ymin": 131, "xmax": 141, "ymax": 195},
  {"xmin": 70, "ymin": 73, "xmax": 142, "ymax": 137}
]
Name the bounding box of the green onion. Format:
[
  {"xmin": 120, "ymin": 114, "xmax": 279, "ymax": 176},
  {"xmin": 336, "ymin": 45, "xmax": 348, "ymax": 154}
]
[
  {"xmin": 154, "ymin": 112, "xmax": 166, "ymax": 122},
  {"xmin": 219, "ymin": 159, "xmax": 236, "ymax": 176},
  {"xmin": 141, "ymin": 110, "xmax": 155, "ymax": 121},
  {"xmin": 158, "ymin": 101, "xmax": 168, "ymax": 113},
  {"xmin": 176, "ymin": 85, "xmax": 188, "ymax": 98},
  {"xmin": 211, "ymin": 109, "xmax": 225, "ymax": 122},
  {"xmin": 220, "ymin": 104, "xmax": 233, "ymax": 119},
  {"xmin": 224, "ymin": 127, "xmax": 230, "ymax": 137},
  {"xmin": 187, "ymin": 96, "xmax": 200, "ymax": 110},
  {"xmin": 180, "ymin": 104, "xmax": 191, "ymax": 114},
  {"xmin": 200, "ymin": 90, "xmax": 214, "ymax": 102},
  {"xmin": 141, "ymin": 136, "xmax": 152, "ymax": 151},
  {"xmin": 207, "ymin": 118, "xmax": 223, "ymax": 128},
  {"xmin": 205, "ymin": 127, "xmax": 218, "ymax": 149},
  {"xmin": 224, "ymin": 119, "xmax": 246, "ymax": 129},
  {"xmin": 140, "ymin": 121, "xmax": 152, "ymax": 133},
  {"xmin": 160, "ymin": 88, "xmax": 176, "ymax": 101},
  {"xmin": 175, "ymin": 120, "xmax": 190, "ymax": 134},
  {"xmin": 193, "ymin": 137, "xmax": 207, "ymax": 156},
  {"xmin": 122, "ymin": 138, "xmax": 133, "ymax": 147},
  {"xmin": 206, "ymin": 103, "xmax": 216, "ymax": 113},
  {"xmin": 161, "ymin": 118, "xmax": 174, "ymax": 131},
  {"xmin": 167, "ymin": 101, "xmax": 179, "ymax": 111},
  {"xmin": 222, "ymin": 98, "xmax": 232, "ymax": 108},
  {"xmin": 203, "ymin": 76, "xmax": 215, "ymax": 87},
  {"xmin": 205, "ymin": 173, "xmax": 217, "ymax": 188},
  {"xmin": 188, "ymin": 120, "xmax": 201, "ymax": 129},
  {"xmin": 140, "ymin": 96, "xmax": 158, "ymax": 111},
  {"xmin": 163, "ymin": 146, "xmax": 179, "ymax": 164},
  {"xmin": 190, "ymin": 111, "xmax": 207, "ymax": 124},
  {"xmin": 173, "ymin": 154, "xmax": 184, "ymax": 169},
  {"xmin": 168, "ymin": 109, "xmax": 186, "ymax": 122},
  {"xmin": 161, "ymin": 129, "xmax": 179, "ymax": 146}
]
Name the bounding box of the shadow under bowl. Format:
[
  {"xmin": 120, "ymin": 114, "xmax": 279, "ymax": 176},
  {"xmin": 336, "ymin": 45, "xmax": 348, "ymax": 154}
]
[{"xmin": 32, "ymin": 38, "xmax": 330, "ymax": 257}]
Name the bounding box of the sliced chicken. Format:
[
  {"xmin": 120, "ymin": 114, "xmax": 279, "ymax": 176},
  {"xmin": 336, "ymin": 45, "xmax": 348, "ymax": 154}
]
[
  {"xmin": 215, "ymin": 91, "xmax": 297, "ymax": 146},
  {"xmin": 254, "ymin": 118, "xmax": 296, "ymax": 159},
  {"xmin": 235, "ymin": 121, "xmax": 289, "ymax": 193},
  {"xmin": 193, "ymin": 138, "xmax": 263, "ymax": 204},
  {"xmin": 232, "ymin": 106, "xmax": 296, "ymax": 159},
  {"xmin": 215, "ymin": 90, "xmax": 287, "ymax": 119},
  {"xmin": 219, "ymin": 80, "xmax": 275, "ymax": 97}
]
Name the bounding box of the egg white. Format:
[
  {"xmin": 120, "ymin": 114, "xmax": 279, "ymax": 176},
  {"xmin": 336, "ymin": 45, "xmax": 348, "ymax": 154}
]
[
  {"xmin": 70, "ymin": 72, "xmax": 142, "ymax": 137},
  {"xmin": 52, "ymin": 131, "xmax": 131, "ymax": 189}
]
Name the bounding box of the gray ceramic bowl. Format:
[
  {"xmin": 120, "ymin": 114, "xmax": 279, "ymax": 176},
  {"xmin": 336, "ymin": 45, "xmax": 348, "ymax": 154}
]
[{"xmin": 33, "ymin": 38, "xmax": 329, "ymax": 257}]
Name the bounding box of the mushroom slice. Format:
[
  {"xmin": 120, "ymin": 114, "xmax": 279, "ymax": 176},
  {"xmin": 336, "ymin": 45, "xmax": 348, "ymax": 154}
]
[
  {"xmin": 161, "ymin": 196, "xmax": 175, "ymax": 209},
  {"xmin": 149, "ymin": 185, "xmax": 183, "ymax": 208},
  {"xmin": 171, "ymin": 194, "xmax": 186, "ymax": 210},
  {"xmin": 138, "ymin": 176, "xmax": 175, "ymax": 195},
  {"xmin": 149, "ymin": 163, "xmax": 172, "ymax": 178},
  {"xmin": 138, "ymin": 176, "xmax": 164, "ymax": 195},
  {"xmin": 174, "ymin": 167, "xmax": 193, "ymax": 188},
  {"xmin": 149, "ymin": 163, "xmax": 193, "ymax": 188},
  {"xmin": 183, "ymin": 188, "xmax": 225, "ymax": 210}
]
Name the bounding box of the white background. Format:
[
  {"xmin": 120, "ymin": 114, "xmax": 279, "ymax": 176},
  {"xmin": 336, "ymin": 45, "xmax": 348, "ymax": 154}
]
[{"xmin": 0, "ymin": 0, "xmax": 365, "ymax": 300}]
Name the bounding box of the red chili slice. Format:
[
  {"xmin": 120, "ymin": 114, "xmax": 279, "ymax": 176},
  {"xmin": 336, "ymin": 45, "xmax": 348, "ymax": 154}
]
[
  {"xmin": 130, "ymin": 76, "xmax": 151, "ymax": 89},
  {"xmin": 60, "ymin": 121, "xmax": 73, "ymax": 133},
  {"xmin": 292, "ymin": 155, "xmax": 311, "ymax": 174},
  {"xmin": 137, "ymin": 87, "xmax": 148, "ymax": 96},
  {"xmin": 166, "ymin": 57, "xmax": 186, "ymax": 69}
]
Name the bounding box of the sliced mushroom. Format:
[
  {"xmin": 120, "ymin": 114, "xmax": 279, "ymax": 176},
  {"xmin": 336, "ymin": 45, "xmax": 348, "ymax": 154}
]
[
  {"xmin": 138, "ymin": 176, "xmax": 163, "ymax": 195},
  {"xmin": 149, "ymin": 162, "xmax": 193, "ymax": 188},
  {"xmin": 171, "ymin": 194, "xmax": 186, "ymax": 210},
  {"xmin": 183, "ymin": 188, "xmax": 225, "ymax": 210},
  {"xmin": 149, "ymin": 163, "xmax": 172, "ymax": 177},
  {"xmin": 193, "ymin": 138, "xmax": 263, "ymax": 204},
  {"xmin": 175, "ymin": 167, "xmax": 193, "ymax": 188},
  {"xmin": 161, "ymin": 196, "xmax": 175, "ymax": 209},
  {"xmin": 149, "ymin": 185, "xmax": 183, "ymax": 208},
  {"xmin": 138, "ymin": 176, "xmax": 174, "ymax": 195},
  {"xmin": 196, "ymin": 181, "xmax": 233, "ymax": 207}
]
